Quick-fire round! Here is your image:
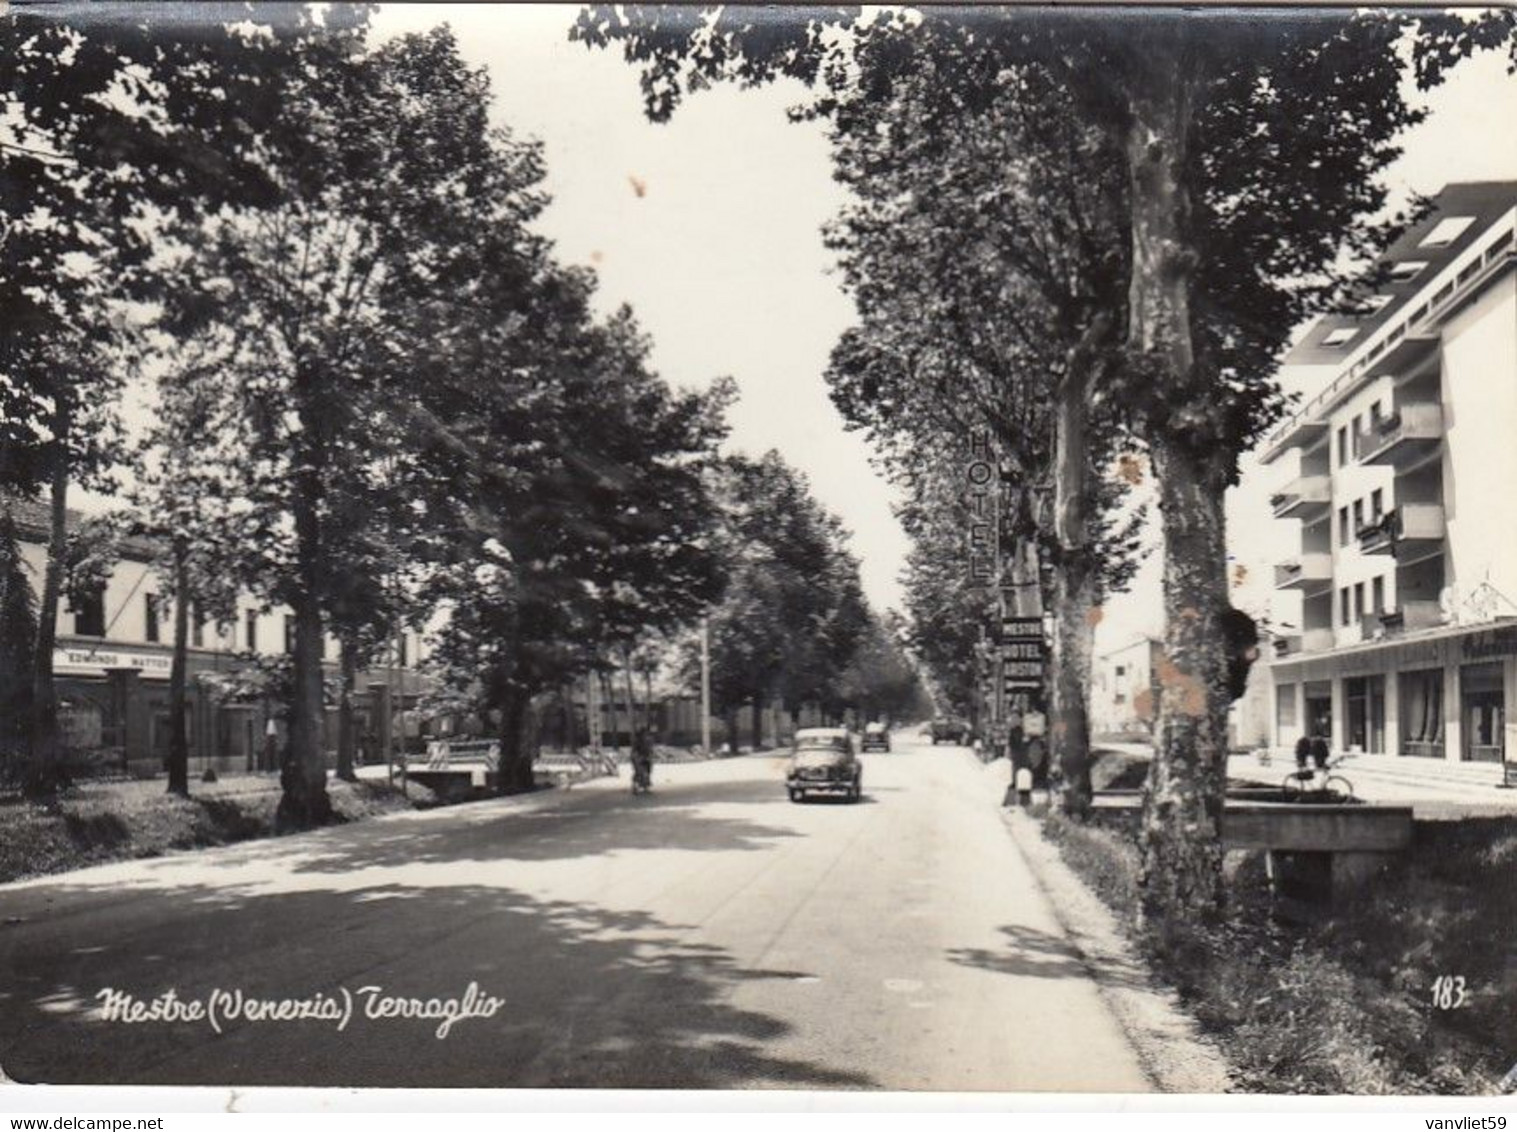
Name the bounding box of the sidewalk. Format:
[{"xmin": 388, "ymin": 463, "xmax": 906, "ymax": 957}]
[
  {"xmin": 1092, "ymin": 741, "xmax": 1517, "ymax": 818},
  {"xmin": 1230, "ymin": 748, "xmax": 1517, "ymax": 819}
]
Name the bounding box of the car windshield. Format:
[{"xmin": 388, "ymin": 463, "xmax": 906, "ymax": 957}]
[
  {"xmin": 793, "ymin": 748, "xmax": 847, "ymax": 767},
  {"xmin": 795, "ymin": 732, "xmax": 847, "ymax": 752},
  {"xmin": 865, "ymin": 723, "xmax": 885, "ymax": 733}
]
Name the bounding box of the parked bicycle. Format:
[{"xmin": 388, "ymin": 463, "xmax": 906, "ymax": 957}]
[{"xmin": 1281, "ymin": 753, "xmax": 1355, "ymax": 802}]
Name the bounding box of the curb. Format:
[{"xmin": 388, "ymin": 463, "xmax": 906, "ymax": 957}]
[{"xmin": 996, "ymin": 797, "xmax": 1236, "ymax": 1094}]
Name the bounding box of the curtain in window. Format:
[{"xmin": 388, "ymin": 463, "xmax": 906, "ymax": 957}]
[{"xmin": 1403, "ymin": 671, "xmax": 1443, "ymax": 743}]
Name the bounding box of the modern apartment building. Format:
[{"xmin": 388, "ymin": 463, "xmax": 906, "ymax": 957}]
[
  {"xmin": 1263, "ymin": 181, "xmax": 1517, "ymax": 765},
  {"xmin": 8, "ymin": 497, "xmax": 433, "ymax": 775}
]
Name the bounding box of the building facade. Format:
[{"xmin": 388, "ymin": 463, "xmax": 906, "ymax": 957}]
[
  {"xmin": 1091, "ymin": 636, "xmax": 1162, "ymax": 738},
  {"xmin": 9, "ymin": 498, "xmax": 432, "ymax": 777},
  {"xmin": 1263, "ymin": 182, "xmax": 1517, "ymax": 765}
]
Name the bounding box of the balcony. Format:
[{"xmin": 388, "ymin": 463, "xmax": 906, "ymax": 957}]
[
  {"xmin": 1274, "ymin": 553, "xmax": 1333, "ymax": 591},
  {"xmin": 1261, "ymin": 416, "xmax": 1330, "ymax": 464},
  {"xmin": 1303, "ymin": 628, "xmax": 1336, "ymax": 652},
  {"xmin": 1356, "ymin": 503, "xmax": 1445, "ymax": 559},
  {"xmin": 1275, "ymin": 628, "xmax": 1336, "ymax": 657},
  {"xmin": 1355, "ymin": 402, "xmax": 1443, "ymax": 467},
  {"xmin": 1362, "ymin": 600, "xmax": 1444, "ymax": 640},
  {"xmin": 1366, "ymin": 321, "xmax": 1439, "ymax": 381},
  {"xmin": 1270, "ymin": 474, "xmax": 1331, "ymax": 520}
]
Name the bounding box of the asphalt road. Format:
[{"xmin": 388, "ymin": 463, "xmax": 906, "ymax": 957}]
[{"xmin": 0, "ymin": 731, "xmax": 1151, "ymax": 1091}]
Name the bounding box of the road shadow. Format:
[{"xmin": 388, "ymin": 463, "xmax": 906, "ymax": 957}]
[
  {"xmin": 947, "ymin": 923, "xmax": 1148, "ymax": 992},
  {"xmin": 0, "ymin": 876, "xmax": 875, "ymax": 1090},
  {"xmin": 252, "ymin": 776, "xmax": 809, "ymax": 877}
]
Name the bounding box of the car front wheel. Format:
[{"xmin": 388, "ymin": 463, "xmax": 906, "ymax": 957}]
[{"xmin": 789, "ymin": 787, "xmax": 803, "ymax": 803}]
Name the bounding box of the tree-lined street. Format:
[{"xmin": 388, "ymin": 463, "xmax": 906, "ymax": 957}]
[
  {"xmin": 4, "ymin": 3, "xmax": 1515, "ymax": 1101},
  {"xmin": 0, "ymin": 736, "xmax": 1150, "ymax": 1091}
]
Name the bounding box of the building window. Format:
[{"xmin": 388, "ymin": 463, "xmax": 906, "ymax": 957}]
[
  {"xmin": 1461, "ymin": 662, "xmax": 1506, "ymax": 762},
  {"xmin": 1338, "ymin": 506, "xmax": 1351, "ymax": 547},
  {"xmin": 1337, "ymin": 426, "xmax": 1349, "ymax": 467},
  {"xmin": 1370, "ymin": 489, "xmax": 1384, "ymax": 522},
  {"xmin": 1353, "ymin": 582, "xmax": 1365, "ymax": 622},
  {"xmin": 398, "ymin": 633, "xmax": 410, "ymax": 668},
  {"xmin": 145, "ymin": 594, "xmax": 161, "ymax": 644},
  {"xmin": 1352, "ymin": 499, "xmax": 1365, "ymax": 536},
  {"xmin": 192, "ymin": 605, "xmax": 204, "ymax": 649},
  {"xmin": 1276, "ymin": 684, "xmax": 1298, "ymax": 730},
  {"xmin": 1369, "ymin": 401, "xmax": 1384, "ymax": 431},
  {"xmin": 1418, "ymin": 216, "xmax": 1475, "ymax": 248},
  {"xmin": 284, "ymin": 615, "xmax": 295, "ymax": 655},
  {"xmin": 1323, "ymin": 327, "xmax": 1358, "ymax": 347},
  {"xmin": 245, "ymin": 611, "xmax": 258, "ymax": 653},
  {"xmin": 70, "ymin": 586, "xmax": 106, "ymax": 638},
  {"xmin": 1372, "ymin": 575, "xmax": 1385, "ymax": 614},
  {"xmin": 1388, "ymin": 260, "xmax": 1428, "ymax": 282},
  {"xmin": 1400, "ymin": 669, "xmax": 1444, "ymax": 757},
  {"xmin": 1341, "ymin": 586, "xmax": 1352, "ymax": 626},
  {"xmin": 1115, "ymin": 665, "xmax": 1126, "ymax": 678}
]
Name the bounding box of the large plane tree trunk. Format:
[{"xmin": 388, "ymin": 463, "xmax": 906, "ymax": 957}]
[
  {"xmin": 276, "ymin": 444, "xmax": 332, "ymax": 830},
  {"xmin": 26, "ymin": 412, "xmax": 69, "ymax": 798},
  {"xmin": 1123, "ymin": 60, "xmax": 1230, "ymax": 923},
  {"xmin": 336, "ymin": 640, "xmax": 359, "ymax": 782},
  {"xmin": 494, "ymin": 681, "xmax": 537, "ymax": 794},
  {"xmin": 166, "ymin": 539, "xmax": 191, "ymax": 797},
  {"xmin": 0, "ymin": 511, "xmax": 36, "ymax": 779},
  {"xmin": 1049, "ymin": 320, "xmax": 1108, "ymax": 818},
  {"xmin": 1052, "ymin": 557, "xmax": 1098, "ymax": 817}
]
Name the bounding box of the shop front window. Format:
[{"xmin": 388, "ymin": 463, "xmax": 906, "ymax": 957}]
[
  {"xmin": 1400, "ymin": 668, "xmax": 1444, "ymax": 758},
  {"xmin": 1304, "ymin": 681, "xmax": 1333, "ymax": 748},
  {"xmin": 1345, "ymin": 675, "xmax": 1386, "ymax": 753},
  {"xmin": 1276, "ymin": 683, "xmax": 1298, "ymax": 734},
  {"xmin": 1461, "ymin": 662, "xmax": 1505, "ymax": 763}
]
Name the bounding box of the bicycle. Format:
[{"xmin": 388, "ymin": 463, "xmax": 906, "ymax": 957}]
[{"xmin": 1281, "ymin": 754, "xmax": 1354, "ymax": 802}]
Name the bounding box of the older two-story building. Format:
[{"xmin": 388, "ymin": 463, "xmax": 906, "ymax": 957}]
[
  {"xmin": 1263, "ymin": 181, "xmax": 1517, "ymax": 765},
  {"xmin": 9, "ymin": 497, "xmax": 432, "ymax": 777}
]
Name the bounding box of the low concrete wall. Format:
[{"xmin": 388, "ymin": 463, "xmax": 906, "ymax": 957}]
[{"xmin": 1222, "ymin": 804, "xmax": 1413, "ymax": 852}]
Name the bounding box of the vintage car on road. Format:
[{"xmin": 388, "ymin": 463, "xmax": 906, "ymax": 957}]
[
  {"xmin": 929, "ymin": 716, "xmax": 971, "ymax": 745},
  {"xmin": 786, "ymin": 727, "xmax": 862, "ymax": 803},
  {"xmin": 860, "ymin": 721, "xmax": 891, "ymax": 753}
]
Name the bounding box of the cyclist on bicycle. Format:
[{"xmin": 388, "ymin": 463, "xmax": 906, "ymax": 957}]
[{"xmin": 631, "ymin": 728, "xmax": 654, "ymax": 793}]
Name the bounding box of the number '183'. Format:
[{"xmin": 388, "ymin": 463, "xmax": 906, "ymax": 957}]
[{"xmin": 1431, "ymin": 975, "xmax": 1468, "ymax": 1009}]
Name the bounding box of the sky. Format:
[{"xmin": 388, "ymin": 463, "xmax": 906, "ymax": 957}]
[{"xmin": 370, "ymin": 4, "xmax": 898, "ymax": 605}]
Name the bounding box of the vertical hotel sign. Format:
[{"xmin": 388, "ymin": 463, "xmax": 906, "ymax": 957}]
[{"xmin": 966, "ymin": 429, "xmax": 998, "ymax": 586}]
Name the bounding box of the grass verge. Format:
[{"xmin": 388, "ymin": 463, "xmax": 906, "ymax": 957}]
[
  {"xmin": 1040, "ymin": 809, "xmax": 1515, "ymax": 1094},
  {"xmin": 0, "ymin": 775, "xmax": 436, "ymax": 885}
]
